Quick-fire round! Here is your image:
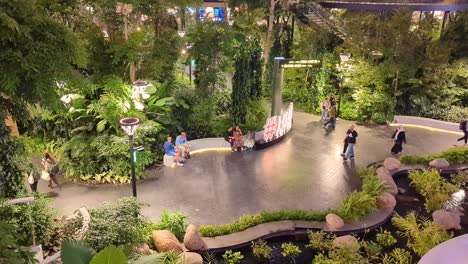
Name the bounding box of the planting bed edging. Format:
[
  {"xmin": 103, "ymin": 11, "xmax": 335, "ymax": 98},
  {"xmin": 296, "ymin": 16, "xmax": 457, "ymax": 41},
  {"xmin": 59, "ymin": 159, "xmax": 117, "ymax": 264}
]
[
  {"xmin": 198, "ymin": 164, "xmax": 467, "ymax": 253},
  {"xmin": 392, "ymin": 115, "xmax": 462, "ymax": 135},
  {"xmin": 200, "ymin": 208, "xmax": 394, "ymax": 252}
]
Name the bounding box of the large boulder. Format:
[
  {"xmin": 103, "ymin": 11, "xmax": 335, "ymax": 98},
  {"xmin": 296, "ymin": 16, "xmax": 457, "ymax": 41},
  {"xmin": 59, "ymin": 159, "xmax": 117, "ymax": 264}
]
[
  {"xmin": 376, "ymin": 167, "xmax": 391, "ymax": 178},
  {"xmin": 325, "ymin": 214, "xmax": 344, "ymax": 231},
  {"xmin": 429, "ymin": 158, "xmax": 450, "ymax": 169},
  {"xmin": 151, "ymin": 230, "xmax": 183, "ymax": 253},
  {"xmin": 432, "ymin": 209, "xmax": 462, "ymax": 230},
  {"xmin": 177, "ymin": 252, "xmax": 203, "ymax": 264},
  {"xmin": 377, "ymin": 192, "xmax": 396, "ymax": 209},
  {"xmin": 376, "ymin": 168, "xmax": 398, "ymax": 196},
  {"xmin": 183, "ymin": 224, "xmax": 208, "ymax": 251},
  {"xmin": 332, "ymin": 235, "xmax": 359, "ymax": 249},
  {"xmin": 383, "ymin": 157, "xmax": 401, "ymax": 171},
  {"xmin": 134, "ymin": 243, "xmax": 153, "ymax": 255}
]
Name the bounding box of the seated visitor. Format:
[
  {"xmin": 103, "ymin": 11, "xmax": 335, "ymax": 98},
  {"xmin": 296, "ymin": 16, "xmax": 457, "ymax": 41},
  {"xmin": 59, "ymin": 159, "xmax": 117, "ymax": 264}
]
[
  {"xmin": 163, "ymin": 137, "xmax": 183, "ymax": 167},
  {"xmin": 233, "ymin": 131, "xmax": 244, "ymax": 151},
  {"xmin": 235, "ymin": 126, "xmax": 243, "ymax": 136},
  {"xmin": 224, "ymin": 127, "xmax": 234, "ymax": 147},
  {"xmin": 175, "ymin": 132, "xmax": 191, "ymax": 159},
  {"xmin": 244, "ymin": 131, "xmax": 255, "ymax": 150}
]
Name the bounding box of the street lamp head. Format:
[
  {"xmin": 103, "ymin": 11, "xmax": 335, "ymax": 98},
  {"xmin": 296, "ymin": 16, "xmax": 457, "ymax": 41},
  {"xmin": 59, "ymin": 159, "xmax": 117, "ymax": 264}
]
[{"xmin": 119, "ymin": 117, "xmax": 140, "ymax": 136}]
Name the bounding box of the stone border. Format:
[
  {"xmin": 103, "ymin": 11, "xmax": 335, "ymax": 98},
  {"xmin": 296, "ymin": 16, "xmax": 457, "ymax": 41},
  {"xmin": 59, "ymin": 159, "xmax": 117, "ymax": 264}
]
[
  {"xmin": 196, "ymin": 163, "xmax": 467, "ymax": 253},
  {"xmin": 392, "ymin": 115, "xmax": 463, "ymax": 135}
]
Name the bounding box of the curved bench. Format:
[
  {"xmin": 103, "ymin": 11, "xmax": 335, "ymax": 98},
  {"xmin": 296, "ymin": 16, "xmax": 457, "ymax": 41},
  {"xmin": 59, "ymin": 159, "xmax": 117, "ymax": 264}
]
[{"xmin": 392, "ymin": 115, "xmax": 463, "ymax": 135}]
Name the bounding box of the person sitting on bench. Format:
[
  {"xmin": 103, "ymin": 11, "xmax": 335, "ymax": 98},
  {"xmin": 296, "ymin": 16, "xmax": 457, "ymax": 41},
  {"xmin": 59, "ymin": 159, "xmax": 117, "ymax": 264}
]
[
  {"xmin": 163, "ymin": 137, "xmax": 183, "ymax": 167},
  {"xmin": 175, "ymin": 132, "xmax": 191, "ymax": 159},
  {"xmin": 224, "ymin": 127, "xmax": 234, "ymax": 149},
  {"xmin": 233, "ymin": 131, "xmax": 244, "ymax": 151}
]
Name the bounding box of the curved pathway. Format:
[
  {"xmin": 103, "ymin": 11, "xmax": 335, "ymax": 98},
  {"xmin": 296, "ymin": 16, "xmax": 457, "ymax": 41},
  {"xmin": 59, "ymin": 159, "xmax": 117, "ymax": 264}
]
[{"xmin": 39, "ymin": 112, "xmax": 459, "ymax": 225}]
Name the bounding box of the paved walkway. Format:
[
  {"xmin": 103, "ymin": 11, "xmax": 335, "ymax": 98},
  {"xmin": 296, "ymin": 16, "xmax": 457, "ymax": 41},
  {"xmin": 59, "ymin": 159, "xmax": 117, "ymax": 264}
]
[{"xmin": 37, "ymin": 112, "xmax": 459, "ymax": 225}]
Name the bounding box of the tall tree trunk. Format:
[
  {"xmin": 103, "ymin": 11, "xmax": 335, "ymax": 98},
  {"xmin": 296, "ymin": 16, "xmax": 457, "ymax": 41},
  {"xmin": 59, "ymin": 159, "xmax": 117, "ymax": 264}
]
[{"xmin": 264, "ymin": 0, "xmax": 279, "ymax": 67}]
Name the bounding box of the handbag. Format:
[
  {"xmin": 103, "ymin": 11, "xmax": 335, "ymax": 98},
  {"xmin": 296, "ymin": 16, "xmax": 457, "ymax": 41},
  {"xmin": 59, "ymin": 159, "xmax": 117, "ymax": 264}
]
[
  {"xmin": 28, "ymin": 171, "xmax": 35, "ymax": 185},
  {"xmin": 41, "ymin": 170, "xmax": 50, "ymax": 181}
]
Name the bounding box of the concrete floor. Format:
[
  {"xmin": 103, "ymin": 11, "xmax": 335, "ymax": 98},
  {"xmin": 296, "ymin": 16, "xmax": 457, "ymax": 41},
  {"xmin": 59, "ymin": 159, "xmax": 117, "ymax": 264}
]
[{"xmin": 38, "ymin": 112, "xmax": 460, "ymax": 225}]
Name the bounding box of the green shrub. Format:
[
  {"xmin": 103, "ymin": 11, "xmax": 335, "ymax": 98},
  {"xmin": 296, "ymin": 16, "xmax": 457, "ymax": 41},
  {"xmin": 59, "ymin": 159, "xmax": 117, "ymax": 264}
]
[
  {"xmin": 251, "ymin": 239, "xmax": 272, "ymax": 261},
  {"xmin": 222, "ymin": 250, "xmax": 244, "ymax": 264},
  {"xmin": 82, "ymin": 197, "xmax": 147, "ymax": 251},
  {"xmin": 281, "ymin": 242, "xmax": 301, "ymax": 258},
  {"xmin": 306, "ymin": 231, "xmax": 335, "ymax": 252},
  {"xmin": 361, "ymin": 241, "xmax": 382, "ymax": 261},
  {"xmin": 381, "ymin": 248, "xmax": 413, "ymax": 264},
  {"xmin": 421, "ymin": 105, "xmax": 468, "ymax": 123},
  {"xmin": 0, "ymin": 221, "xmax": 36, "ymax": 264},
  {"xmin": 376, "ymin": 229, "xmax": 397, "ymax": 247},
  {"xmin": 337, "ymin": 191, "xmax": 377, "ymax": 221},
  {"xmin": 198, "ymin": 210, "xmax": 329, "ymax": 237},
  {"xmin": 409, "ymin": 169, "xmax": 458, "ymax": 212},
  {"xmin": 59, "ymin": 134, "xmax": 155, "ymax": 183},
  {"xmin": 313, "ymin": 246, "xmax": 368, "ymax": 264},
  {"xmin": 0, "ymin": 194, "xmax": 56, "ymax": 246},
  {"xmin": 392, "ymin": 212, "xmax": 453, "ymax": 257},
  {"xmin": 400, "ymin": 146, "xmax": 468, "ymax": 165},
  {"xmin": 155, "ymin": 210, "xmax": 188, "ymax": 240},
  {"xmin": 0, "ymin": 120, "xmax": 25, "ymax": 198}
]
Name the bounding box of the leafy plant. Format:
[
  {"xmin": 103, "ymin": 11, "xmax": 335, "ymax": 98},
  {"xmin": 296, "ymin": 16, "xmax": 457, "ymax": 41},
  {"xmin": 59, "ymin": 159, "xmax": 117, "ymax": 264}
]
[
  {"xmin": 392, "ymin": 212, "xmax": 453, "ymax": 256},
  {"xmin": 199, "ymin": 209, "xmax": 329, "ymax": 237},
  {"xmin": 0, "ymin": 119, "xmax": 25, "ymax": 198},
  {"xmin": 381, "ymin": 248, "xmax": 413, "ymax": 264},
  {"xmin": 313, "ymin": 246, "xmax": 368, "ymax": 264},
  {"xmin": 251, "ymin": 239, "xmax": 272, "ymax": 261},
  {"xmin": 0, "ymin": 221, "xmax": 36, "ymax": 264},
  {"xmin": 337, "ymin": 191, "xmax": 377, "ymax": 221},
  {"xmin": 400, "ymin": 147, "xmax": 468, "ymax": 165},
  {"xmin": 0, "ymin": 194, "xmax": 56, "ymax": 246},
  {"xmin": 409, "ymin": 169, "xmax": 458, "ymax": 212},
  {"xmin": 361, "ymin": 241, "xmax": 382, "ymax": 261},
  {"xmin": 222, "ymin": 250, "xmax": 244, "ymax": 264},
  {"xmin": 156, "ymin": 210, "xmax": 188, "ymax": 240},
  {"xmin": 80, "ymin": 197, "xmax": 147, "ymax": 251},
  {"xmin": 376, "ymin": 229, "xmax": 397, "ymax": 247},
  {"xmin": 281, "ymin": 242, "xmax": 301, "ymax": 258},
  {"xmin": 306, "ymin": 231, "xmax": 335, "ymax": 252}
]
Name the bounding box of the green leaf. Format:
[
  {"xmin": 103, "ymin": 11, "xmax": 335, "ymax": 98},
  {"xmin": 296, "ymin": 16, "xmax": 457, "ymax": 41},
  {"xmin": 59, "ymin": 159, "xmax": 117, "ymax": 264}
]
[
  {"xmin": 131, "ymin": 254, "xmax": 166, "ymax": 264},
  {"xmin": 89, "ymin": 246, "xmax": 127, "ymax": 264},
  {"xmin": 60, "ymin": 239, "xmax": 96, "ymax": 264},
  {"xmin": 96, "ymin": 120, "xmax": 107, "ymax": 133}
]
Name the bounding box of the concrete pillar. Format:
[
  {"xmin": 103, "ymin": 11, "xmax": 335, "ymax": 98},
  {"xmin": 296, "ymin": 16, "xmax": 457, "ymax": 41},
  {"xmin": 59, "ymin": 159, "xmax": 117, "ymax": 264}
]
[{"xmin": 271, "ymin": 57, "xmax": 285, "ymax": 116}]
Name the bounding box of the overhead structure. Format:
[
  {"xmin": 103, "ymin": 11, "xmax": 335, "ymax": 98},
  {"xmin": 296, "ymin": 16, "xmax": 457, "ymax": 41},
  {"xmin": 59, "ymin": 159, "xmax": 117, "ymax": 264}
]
[{"xmin": 317, "ymin": 0, "xmax": 468, "ymax": 11}]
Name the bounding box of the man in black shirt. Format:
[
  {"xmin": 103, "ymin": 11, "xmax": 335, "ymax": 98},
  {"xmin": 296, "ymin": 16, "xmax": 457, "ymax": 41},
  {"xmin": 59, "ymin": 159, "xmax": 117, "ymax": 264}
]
[
  {"xmin": 343, "ymin": 125, "xmax": 358, "ymax": 161},
  {"xmin": 224, "ymin": 127, "xmax": 234, "ymax": 149}
]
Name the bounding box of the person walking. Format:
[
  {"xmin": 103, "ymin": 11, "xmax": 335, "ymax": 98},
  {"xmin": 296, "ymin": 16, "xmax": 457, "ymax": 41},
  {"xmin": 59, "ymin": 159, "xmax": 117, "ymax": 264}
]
[
  {"xmin": 41, "ymin": 153, "xmax": 60, "ymax": 189},
  {"xmin": 391, "ymin": 125, "xmax": 407, "ymax": 155},
  {"xmin": 340, "ymin": 135, "xmax": 349, "ymax": 157},
  {"xmin": 343, "ymin": 125, "xmax": 358, "ymax": 161},
  {"xmin": 24, "ymin": 162, "xmax": 40, "ymax": 192},
  {"xmin": 456, "ymin": 120, "xmax": 468, "ymax": 145},
  {"xmin": 321, "ymin": 98, "xmax": 330, "ymax": 121},
  {"xmin": 323, "ymin": 105, "xmax": 336, "ymax": 129}
]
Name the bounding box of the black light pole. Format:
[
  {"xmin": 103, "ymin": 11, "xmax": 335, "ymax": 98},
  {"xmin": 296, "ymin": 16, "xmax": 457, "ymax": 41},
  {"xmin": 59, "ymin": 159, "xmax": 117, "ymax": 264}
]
[{"xmin": 119, "ymin": 117, "xmax": 140, "ymax": 197}]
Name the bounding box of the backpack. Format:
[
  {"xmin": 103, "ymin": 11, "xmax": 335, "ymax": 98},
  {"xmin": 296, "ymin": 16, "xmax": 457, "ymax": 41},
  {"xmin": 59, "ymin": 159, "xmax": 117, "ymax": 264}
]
[{"xmin": 460, "ymin": 120, "xmax": 467, "ymax": 131}]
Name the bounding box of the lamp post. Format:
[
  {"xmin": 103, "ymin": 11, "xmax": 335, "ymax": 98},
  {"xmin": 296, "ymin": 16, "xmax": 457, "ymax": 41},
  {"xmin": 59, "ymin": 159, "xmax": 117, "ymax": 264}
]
[{"xmin": 119, "ymin": 117, "xmax": 140, "ymax": 197}]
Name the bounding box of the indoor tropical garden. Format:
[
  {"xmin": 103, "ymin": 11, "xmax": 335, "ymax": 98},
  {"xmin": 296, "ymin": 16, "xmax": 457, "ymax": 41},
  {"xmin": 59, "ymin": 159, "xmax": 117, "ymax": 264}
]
[{"xmin": 1, "ymin": 0, "xmax": 468, "ymax": 263}]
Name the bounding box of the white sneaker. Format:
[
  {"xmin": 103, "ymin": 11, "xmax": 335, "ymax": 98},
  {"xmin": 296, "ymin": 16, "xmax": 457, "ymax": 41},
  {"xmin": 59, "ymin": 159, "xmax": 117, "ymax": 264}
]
[{"xmin": 177, "ymin": 163, "xmax": 184, "ymax": 167}]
